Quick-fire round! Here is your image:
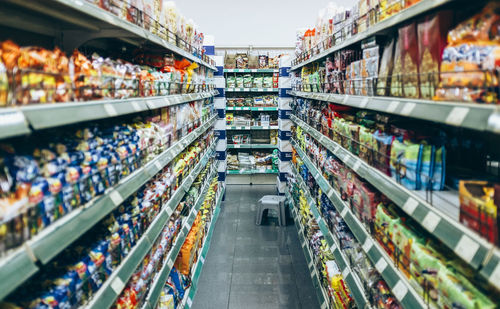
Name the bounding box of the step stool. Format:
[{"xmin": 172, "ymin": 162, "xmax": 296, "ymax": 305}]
[{"xmin": 256, "ymin": 195, "xmax": 287, "ymax": 226}]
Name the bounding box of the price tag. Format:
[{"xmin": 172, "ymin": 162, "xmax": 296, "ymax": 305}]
[
  {"xmin": 327, "ymin": 189, "xmax": 335, "ymax": 199},
  {"xmin": 258, "ymin": 107, "xmax": 264, "ymax": 111},
  {"xmin": 454, "ymin": 235, "xmax": 479, "ymax": 263},
  {"xmin": 375, "ymin": 258, "xmax": 388, "ymax": 273},
  {"xmin": 308, "ymin": 260, "xmax": 314, "ymax": 269},
  {"xmin": 352, "ymin": 160, "xmax": 361, "ymax": 173},
  {"xmin": 329, "ymin": 243, "xmax": 336, "ymax": 252},
  {"xmin": 235, "ymin": 144, "xmax": 240, "ymax": 148},
  {"xmin": 251, "ymin": 69, "xmax": 257, "ymax": 72},
  {"xmin": 362, "ymin": 238, "xmax": 373, "ymax": 253},
  {"xmin": 187, "ymin": 298, "xmax": 193, "ymax": 307},
  {"xmin": 386, "ymin": 101, "xmax": 399, "ymax": 113},
  {"xmin": 244, "ymin": 107, "xmax": 250, "ymax": 110},
  {"xmin": 342, "ymin": 95, "xmax": 349, "ymax": 104},
  {"xmin": 155, "ymin": 161, "xmax": 163, "ymax": 170},
  {"xmin": 167, "ymin": 258, "xmax": 174, "ymax": 269},
  {"xmin": 489, "ymin": 263, "xmax": 500, "ymax": 290},
  {"xmin": 392, "ymin": 281, "xmax": 408, "ymax": 301},
  {"xmin": 400, "ymin": 103, "xmax": 416, "ymax": 116},
  {"xmin": 111, "ymin": 277, "xmax": 125, "ymax": 294},
  {"xmin": 200, "ymin": 256, "xmax": 205, "ymax": 264},
  {"xmin": 109, "ymin": 191, "xmax": 123, "ymax": 206},
  {"xmin": 359, "ymin": 97, "xmax": 369, "ymax": 108},
  {"xmin": 341, "ymin": 207, "xmax": 348, "ymax": 218},
  {"xmin": 104, "ymin": 103, "xmax": 118, "ymax": 116},
  {"xmin": 422, "ymin": 211, "xmax": 440, "ymax": 232},
  {"xmin": 342, "ymin": 268, "xmax": 350, "ymax": 279},
  {"xmin": 445, "ymin": 107, "xmax": 469, "ymax": 126},
  {"xmin": 402, "ymin": 197, "xmax": 418, "ymax": 215},
  {"xmin": 131, "ymin": 101, "xmax": 141, "ymax": 112}
]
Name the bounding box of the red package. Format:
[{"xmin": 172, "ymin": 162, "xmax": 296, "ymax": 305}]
[
  {"xmin": 399, "ymin": 23, "xmax": 420, "ymax": 98},
  {"xmin": 418, "ymin": 11, "xmax": 454, "ymax": 99}
]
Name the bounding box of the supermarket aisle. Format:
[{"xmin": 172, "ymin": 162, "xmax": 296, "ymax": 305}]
[{"xmin": 192, "ymin": 185, "xmax": 320, "ymax": 309}]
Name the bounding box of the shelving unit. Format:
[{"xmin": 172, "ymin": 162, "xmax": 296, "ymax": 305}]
[
  {"xmin": 226, "ymin": 106, "xmax": 278, "ymax": 111},
  {"xmin": 0, "ymin": 116, "xmax": 217, "ymax": 301},
  {"xmin": 290, "ymin": 115, "xmax": 500, "ymax": 292},
  {"xmin": 226, "ymin": 125, "xmax": 279, "ymax": 130},
  {"xmin": 224, "ymin": 69, "xmax": 278, "ymax": 73},
  {"xmin": 141, "ymin": 164, "xmax": 220, "ymax": 309},
  {"xmin": 226, "ymin": 88, "xmax": 278, "ymax": 92},
  {"xmin": 85, "ymin": 143, "xmax": 217, "ymax": 309},
  {"xmin": 288, "ymin": 91, "xmax": 500, "ymax": 133},
  {"xmin": 291, "ymin": 143, "xmax": 426, "ymax": 308},
  {"xmin": 178, "ymin": 186, "xmax": 225, "ymax": 309},
  {"xmin": 227, "ymin": 144, "xmax": 277, "ymax": 149},
  {"xmin": 0, "ymin": 91, "xmax": 218, "ymax": 139},
  {"xmin": 1, "ymin": 0, "xmax": 216, "ymax": 71},
  {"xmin": 287, "ymin": 192, "xmax": 330, "ymax": 309},
  {"xmin": 227, "ymin": 169, "xmax": 278, "ymax": 175},
  {"xmin": 290, "ymin": 0, "xmax": 454, "ymax": 70}
]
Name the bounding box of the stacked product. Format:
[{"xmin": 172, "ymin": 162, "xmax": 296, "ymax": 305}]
[
  {"xmin": 292, "ymin": 126, "xmax": 498, "ymax": 308},
  {"xmin": 1, "ymin": 131, "xmax": 215, "ymax": 308},
  {"xmin": 0, "ymin": 40, "xmax": 213, "ymax": 106},
  {"xmin": 84, "ymin": 1, "xmax": 206, "ymax": 57},
  {"xmin": 226, "ymin": 95, "xmax": 278, "ymax": 107},
  {"xmin": 224, "ymin": 53, "xmax": 283, "ymax": 69}
]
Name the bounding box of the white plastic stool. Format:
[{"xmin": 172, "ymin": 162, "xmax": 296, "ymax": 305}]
[{"xmin": 256, "ymin": 195, "xmax": 287, "ymax": 226}]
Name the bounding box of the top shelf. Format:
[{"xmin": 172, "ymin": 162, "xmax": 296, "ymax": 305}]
[
  {"xmin": 291, "ymin": 0, "xmax": 454, "ymax": 70},
  {"xmin": 223, "ymin": 69, "xmax": 279, "ymax": 73},
  {"xmin": 2, "ymin": 0, "xmax": 216, "ymax": 71}
]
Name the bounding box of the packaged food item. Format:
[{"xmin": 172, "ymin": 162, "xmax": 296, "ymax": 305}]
[
  {"xmin": 235, "ymin": 53, "xmax": 248, "ymax": 69},
  {"xmin": 389, "ymin": 38, "xmax": 402, "ymax": 97},
  {"xmin": 399, "ymin": 23, "xmax": 420, "ymax": 98},
  {"xmin": 418, "ymin": 12, "xmax": 453, "ymax": 99},
  {"xmin": 243, "ymin": 74, "xmax": 253, "ymax": 88}
]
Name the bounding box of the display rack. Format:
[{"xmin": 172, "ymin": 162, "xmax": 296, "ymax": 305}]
[
  {"xmin": 84, "ymin": 142, "xmax": 217, "ymax": 309},
  {"xmin": 290, "ymin": 0, "xmax": 453, "ymax": 70},
  {"xmin": 224, "ymin": 69, "xmax": 279, "ymax": 73},
  {"xmin": 141, "ymin": 163, "xmax": 220, "ymax": 309},
  {"xmin": 226, "ymin": 125, "xmax": 279, "ymax": 130},
  {"xmin": 1, "ymin": 0, "xmax": 216, "ymax": 71},
  {"xmin": 0, "ymin": 91, "xmax": 218, "ymax": 140},
  {"xmin": 0, "ymin": 115, "xmax": 217, "ymax": 301},
  {"xmin": 287, "ymin": 193, "xmax": 330, "ymax": 309},
  {"xmin": 290, "ymin": 115, "xmax": 500, "ymax": 292},
  {"xmin": 291, "ymin": 144, "xmax": 425, "ymax": 308},
  {"xmin": 227, "ymin": 144, "xmax": 277, "ymax": 149},
  {"xmin": 291, "ymin": 164, "xmax": 370, "ymax": 308},
  {"xmin": 288, "ymin": 91, "xmax": 500, "ymax": 133},
  {"xmin": 227, "ymin": 169, "xmax": 279, "ymax": 175},
  {"xmin": 178, "ymin": 186, "xmax": 225, "ymax": 309},
  {"xmin": 226, "ymin": 88, "xmax": 279, "ymax": 92},
  {"xmin": 226, "ymin": 107, "xmax": 278, "ymax": 111}
]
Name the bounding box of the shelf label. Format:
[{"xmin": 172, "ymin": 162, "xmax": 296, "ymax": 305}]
[
  {"xmin": 111, "ymin": 277, "xmax": 125, "ymax": 295},
  {"xmin": 167, "ymin": 258, "xmax": 174, "ymax": 269},
  {"xmin": 342, "ymin": 95, "xmax": 349, "ymax": 104},
  {"xmin": 352, "ymin": 160, "xmax": 361, "ymax": 173},
  {"xmin": 422, "ymin": 211, "xmax": 440, "ymax": 232},
  {"xmin": 104, "ymin": 103, "xmax": 118, "ymax": 116},
  {"xmin": 131, "ymin": 101, "xmax": 141, "ymax": 112},
  {"xmin": 362, "ymin": 238, "xmax": 373, "ymax": 253},
  {"xmin": 329, "ymin": 243, "xmax": 336, "ymax": 252},
  {"xmin": 392, "ymin": 281, "xmax": 408, "ymax": 301},
  {"xmin": 342, "ymin": 268, "xmax": 350, "ymax": 279},
  {"xmin": 155, "ymin": 161, "xmax": 163, "ymax": 170},
  {"xmin": 375, "ymin": 258, "xmax": 388, "ymax": 273},
  {"xmin": 251, "ymin": 69, "xmax": 257, "ymax": 72},
  {"xmin": 234, "ymin": 144, "xmax": 240, "ymax": 148},
  {"xmin": 454, "ymin": 235, "xmax": 479, "ymax": 263},
  {"xmin": 308, "ymin": 259, "xmax": 314, "ymax": 269},
  {"xmin": 258, "ymin": 107, "xmax": 264, "ymax": 111},
  {"xmin": 200, "ymin": 256, "xmax": 205, "ymax": 264},
  {"xmin": 340, "ymin": 207, "xmax": 348, "ymax": 218},
  {"xmin": 386, "ymin": 101, "xmax": 399, "ymax": 113},
  {"xmin": 244, "ymin": 107, "xmax": 250, "ymax": 110},
  {"xmin": 359, "ymin": 97, "xmax": 369, "ymax": 108},
  {"xmin": 109, "ymin": 191, "xmax": 123, "ymax": 206},
  {"xmin": 400, "ymin": 103, "xmax": 416, "ymax": 116},
  {"xmin": 327, "ymin": 189, "xmax": 335, "ymax": 199},
  {"xmin": 445, "ymin": 107, "xmax": 469, "ymax": 126},
  {"xmin": 489, "ymin": 263, "xmax": 500, "ymax": 290},
  {"xmin": 402, "ymin": 197, "xmax": 419, "ymax": 215},
  {"xmin": 187, "ymin": 298, "xmax": 193, "ymax": 307}
]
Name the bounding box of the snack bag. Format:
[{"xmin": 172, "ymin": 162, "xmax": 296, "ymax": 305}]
[
  {"xmin": 390, "ymin": 139, "xmax": 422, "ymax": 190},
  {"xmin": 418, "ymin": 12, "xmax": 453, "ymax": 99},
  {"xmin": 399, "ymin": 23, "xmax": 420, "ymax": 98},
  {"xmin": 377, "ymin": 39, "xmax": 394, "ymax": 96}
]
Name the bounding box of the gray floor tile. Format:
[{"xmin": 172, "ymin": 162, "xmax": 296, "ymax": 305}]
[{"xmin": 192, "ymin": 185, "xmax": 320, "ymax": 309}]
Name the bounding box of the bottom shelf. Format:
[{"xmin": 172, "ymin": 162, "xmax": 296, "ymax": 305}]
[{"xmin": 180, "ymin": 186, "xmax": 225, "ymax": 309}]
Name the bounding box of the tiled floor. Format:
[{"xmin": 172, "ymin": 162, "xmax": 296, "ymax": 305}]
[{"xmin": 191, "ymin": 185, "xmax": 320, "ymax": 309}]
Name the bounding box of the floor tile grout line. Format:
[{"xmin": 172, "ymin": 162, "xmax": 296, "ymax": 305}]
[{"xmin": 226, "ymin": 186, "xmax": 240, "ymax": 309}]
